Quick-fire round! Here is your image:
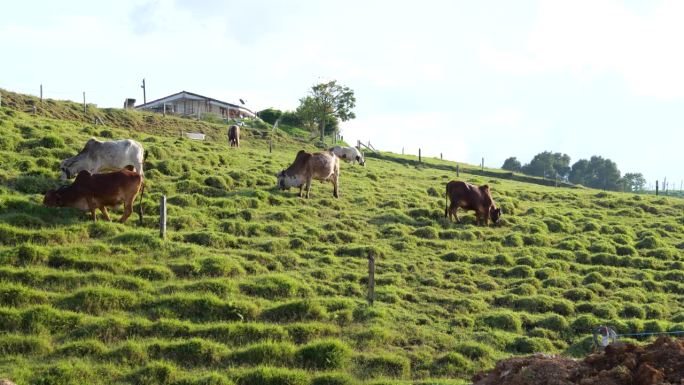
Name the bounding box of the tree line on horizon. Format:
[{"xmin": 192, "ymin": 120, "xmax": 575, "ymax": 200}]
[{"xmin": 501, "ymin": 151, "xmax": 647, "ymax": 192}]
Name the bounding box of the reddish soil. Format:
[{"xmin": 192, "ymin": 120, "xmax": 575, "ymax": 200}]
[{"xmin": 472, "ymin": 336, "xmax": 684, "ymax": 385}]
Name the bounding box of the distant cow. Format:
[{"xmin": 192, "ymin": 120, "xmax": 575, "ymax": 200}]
[
  {"xmin": 330, "ymin": 146, "xmax": 365, "ymax": 166},
  {"xmin": 44, "ymin": 166, "xmax": 144, "ymax": 223},
  {"xmin": 445, "ymin": 181, "xmax": 501, "ymax": 226},
  {"xmin": 60, "ymin": 138, "xmax": 145, "ymax": 180},
  {"xmin": 228, "ymin": 125, "xmax": 240, "ymax": 147},
  {"xmin": 276, "ymin": 150, "xmax": 340, "ymax": 198}
]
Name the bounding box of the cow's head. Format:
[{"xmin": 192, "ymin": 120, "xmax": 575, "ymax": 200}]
[
  {"xmin": 59, "ymin": 156, "xmax": 89, "ymax": 180},
  {"xmin": 275, "ymin": 171, "xmax": 302, "ymax": 190},
  {"xmin": 43, "ymin": 187, "xmax": 66, "ymax": 207},
  {"xmin": 356, "ymin": 154, "xmax": 365, "ymax": 167},
  {"xmin": 490, "ymin": 207, "xmax": 502, "ymax": 224}
]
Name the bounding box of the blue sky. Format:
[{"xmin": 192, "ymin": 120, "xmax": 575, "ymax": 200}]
[{"xmin": 1, "ymin": 0, "xmax": 683, "ymax": 187}]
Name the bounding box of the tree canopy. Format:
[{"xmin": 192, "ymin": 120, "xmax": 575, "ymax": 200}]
[
  {"xmin": 299, "ymin": 80, "xmax": 356, "ymax": 142},
  {"xmin": 569, "ymin": 156, "xmax": 621, "ymax": 190},
  {"xmin": 521, "ymin": 151, "xmax": 571, "ymax": 179},
  {"xmin": 501, "ymin": 157, "xmax": 522, "ymax": 172}
]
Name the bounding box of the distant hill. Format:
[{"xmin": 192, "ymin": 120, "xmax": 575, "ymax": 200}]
[{"xmin": 0, "ymin": 90, "xmax": 683, "ymax": 385}]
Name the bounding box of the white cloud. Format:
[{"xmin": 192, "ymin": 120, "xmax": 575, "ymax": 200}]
[{"xmin": 479, "ymin": 0, "xmax": 684, "ymax": 99}]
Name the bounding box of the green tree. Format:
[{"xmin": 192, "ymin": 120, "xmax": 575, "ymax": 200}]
[
  {"xmin": 501, "ymin": 157, "xmax": 522, "ymax": 172},
  {"xmin": 522, "ymin": 151, "xmax": 571, "ymax": 179},
  {"xmin": 622, "ymin": 172, "xmax": 646, "ymax": 192},
  {"xmin": 569, "ymin": 156, "xmax": 621, "ymax": 190},
  {"xmin": 257, "ymin": 108, "xmax": 282, "ymax": 125},
  {"xmin": 299, "ymin": 80, "xmax": 356, "ymax": 142}
]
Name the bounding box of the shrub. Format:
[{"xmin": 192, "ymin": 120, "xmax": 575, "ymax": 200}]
[
  {"xmin": 236, "ymin": 367, "xmax": 309, "ymax": 385},
  {"xmin": 310, "ymin": 373, "xmax": 357, "ymax": 385},
  {"xmin": 58, "ymin": 287, "xmax": 137, "ymax": 315},
  {"xmin": 508, "ymin": 336, "xmax": 554, "ymax": 354},
  {"xmin": 0, "ymin": 334, "xmax": 51, "ymax": 355},
  {"xmin": 133, "ymin": 265, "xmax": 174, "ymax": 281},
  {"xmin": 479, "ymin": 311, "xmax": 522, "ymax": 333},
  {"xmin": 353, "ymin": 353, "xmax": 411, "ymax": 379},
  {"xmin": 296, "ymin": 339, "xmax": 352, "ymax": 370},
  {"xmin": 151, "ymin": 338, "xmax": 227, "ymax": 367},
  {"xmin": 239, "ymin": 274, "xmax": 308, "ymax": 299},
  {"xmin": 228, "ymin": 341, "xmax": 296, "ymax": 366},
  {"xmin": 129, "ymin": 362, "xmax": 177, "ymax": 385},
  {"xmin": 431, "ymin": 352, "xmax": 471, "ymax": 377},
  {"xmin": 503, "ymin": 233, "xmax": 523, "ymax": 247},
  {"xmin": 261, "ymin": 300, "xmax": 328, "ymax": 322},
  {"xmin": 412, "ymin": 226, "xmax": 438, "ymax": 239}
]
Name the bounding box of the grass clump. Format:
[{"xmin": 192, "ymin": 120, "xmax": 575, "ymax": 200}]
[{"xmin": 296, "ymin": 339, "xmax": 352, "ymax": 370}]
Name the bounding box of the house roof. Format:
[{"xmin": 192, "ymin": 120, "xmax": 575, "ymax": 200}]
[{"xmin": 135, "ymin": 91, "xmax": 254, "ymax": 114}]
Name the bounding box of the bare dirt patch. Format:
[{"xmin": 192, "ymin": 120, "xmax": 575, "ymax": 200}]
[{"xmin": 472, "ymin": 336, "xmax": 684, "ymax": 385}]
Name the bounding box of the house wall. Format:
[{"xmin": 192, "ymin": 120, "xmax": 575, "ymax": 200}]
[{"xmin": 142, "ymin": 96, "xmax": 247, "ymax": 119}]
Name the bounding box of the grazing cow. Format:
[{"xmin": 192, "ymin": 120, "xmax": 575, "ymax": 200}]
[
  {"xmin": 276, "ymin": 150, "xmax": 340, "ymax": 198},
  {"xmin": 330, "ymin": 146, "xmax": 365, "ymax": 166},
  {"xmin": 43, "ymin": 166, "xmax": 144, "ymax": 223},
  {"xmin": 444, "ymin": 180, "xmax": 501, "ymax": 226},
  {"xmin": 60, "ymin": 138, "xmax": 145, "ymax": 180},
  {"xmin": 228, "ymin": 125, "xmax": 240, "ymax": 147}
]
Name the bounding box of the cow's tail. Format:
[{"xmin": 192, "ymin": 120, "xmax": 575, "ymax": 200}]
[{"xmin": 138, "ymin": 181, "xmax": 145, "ymax": 226}]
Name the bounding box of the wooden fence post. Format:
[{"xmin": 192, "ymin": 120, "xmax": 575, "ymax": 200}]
[
  {"xmin": 367, "ymin": 254, "xmax": 375, "ymax": 306},
  {"xmin": 481, "ymin": 157, "xmax": 484, "ymax": 171},
  {"xmin": 419, "ymin": 148, "xmax": 422, "ymax": 163},
  {"xmin": 32, "ymin": 105, "xmax": 37, "ymax": 115},
  {"xmin": 656, "ymin": 180, "xmax": 659, "ymax": 196},
  {"xmin": 40, "ymin": 84, "xmax": 43, "ymax": 102},
  {"xmin": 402, "ymin": 147, "xmax": 404, "ymax": 155},
  {"xmin": 159, "ymin": 195, "xmax": 167, "ymax": 240},
  {"xmin": 83, "ymin": 92, "xmax": 86, "ymax": 114},
  {"xmin": 457, "ymin": 164, "xmax": 460, "ymax": 177},
  {"xmin": 440, "ymin": 153, "xmax": 442, "ymax": 160}
]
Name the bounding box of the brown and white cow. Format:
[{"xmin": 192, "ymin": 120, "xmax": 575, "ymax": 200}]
[
  {"xmin": 276, "ymin": 150, "xmax": 340, "ymax": 198},
  {"xmin": 444, "ymin": 180, "xmax": 501, "ymax": 226},
  {"xmin": 43, "ymin": 166, "xmax": 144, "ymax": 223},
  {"xmin": 228, "ymin": 125, "xmax": 240, "ymax": 147}
]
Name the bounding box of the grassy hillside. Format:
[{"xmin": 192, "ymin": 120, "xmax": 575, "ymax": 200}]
[{"xmin": 0, "ymin": 92, "xmax": 683, "ymax": 385}]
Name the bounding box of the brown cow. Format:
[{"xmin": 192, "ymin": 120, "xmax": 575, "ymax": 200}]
[
  {"xmin": 228, "ymin": 125, "xmax": 240, "ymax": 147},
  {"xmin": 276, "ymin": 150, "xmax": 340, "ymax": 198},
  {"xmin": 43, "ymin": 165, "xmax": 144, "ymax": 223},
  {"xmin": 445, "ymin": 180, "xmax": 501, "ymax": 226}
]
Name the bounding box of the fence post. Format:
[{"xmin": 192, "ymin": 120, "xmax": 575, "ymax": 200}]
[
  {"xmin": 481, "ymin": 157, "xmax": 484, "ymax": 171},
  {"xmin": 40, "ymin": 84, "xmax": 43, "ymax": 102},
  {"xmin": 367, "ymin": 254, "xmax": 375, "ymax": 306},
  {"xmin": 159, "ymin": 195, "xmax": 167, "ymax": 239},
  {"xmin": 32, "ymin": 105, "xmax": 37, "ymax": 115},
  {"xmin": 656, "ymin": 180, "xmax": 659, "ymax": 196},
  {"xmin": 0, "ymin": 92, "xmax": 2, "ymax": 107},
  {"xmin": 457, "ymin": 164, "xmax": 460, "ymax": 177},
  {"xmin": 440, "ymin": 153, "xmax": 442, "ymax": 160},
  {"xmin": 83, "ymin": 92, "xmax": 86, "ymax": 114},
  {"xmin": 419, "ymin": 148, "xmax": 422, "ymax": 163},
  {"xmin": 402, "ymin": 147, "xmax": 404, "ymax": 155}
]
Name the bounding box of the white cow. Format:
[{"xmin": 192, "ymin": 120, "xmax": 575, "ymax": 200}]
[
  {"xmin": 330, "ymin": 146, "xmax": 365, "ymax": 166},
  {"xmin": 60, "ymin": 138, "xmax": 145, "ymax": 180}
]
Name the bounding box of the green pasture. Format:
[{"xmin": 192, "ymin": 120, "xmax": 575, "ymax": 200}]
[{"xmin": 0, "ymin": 91, "xmax": 682, "ymax": 385}]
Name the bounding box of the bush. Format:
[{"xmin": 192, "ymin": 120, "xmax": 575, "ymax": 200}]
[
  {"xmin": 261, "ymin": 300, "xmax": 328, "ymax": 322},
  {"xmin": 236, "ymin": 367, "xmax": 309, "ymax": 385},
  {"xmin": 151, "ymin": 338, "xmax": 227, "ymax": 367},
  {"xmin": 508, "ymin": 336, "xmax": 555, "ymax": 354},
  {"xmin": 353, "ymin": 353, "xmax": 410, "ymax": 379},
  {"xmin": 58, "ymin": 287, "xmax": 137, "ymax": 315},
  {"xmin": 228, "ymin": 341, "xmax": 296, "ymax": 366},
  {"xmin": 310, "ymin": 373, "xmax": 357, "ymax": 385},
  {"xmin": 479, "ymin": 311, "xmax": 522, "ymax": 333},
  {"xmin": 296, "ymin": 339, "xmax": 352, "ymax": 370},
  {"xmin": 503, "ymin": 233, "xmax": 524, "ymax": 247},
  {"xmin": 0, "ymin": 334, "xmax": 51, "ymax": 355},
  {"xmin": 431, "ymin": 352, "xmax": 471, "ymax": 376},
  {"xmin": 129, "ymin": 362, "xmax": 177, "ymax": 385},
  {"xmin": 239, "ymin": 275, "xmax": 308, "ymax": 299}
]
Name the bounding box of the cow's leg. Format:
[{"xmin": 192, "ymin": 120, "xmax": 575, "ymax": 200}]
[
  {"xmin": 86, "ymin": 197, "xmax": 97, "ymax": 221},
  {"xmin": 453, "ymin": 206, "xmax": 460, "ymax": 223},
  {"xmin": 305, "ymin": 178, "xmax": 312, "ymax": 198},
  {"xmin": 332, "ymin": 174, "xmax": 339, "ymax": 198},
  {"xmin": 120, "ymin": 198, "xmax": 134, "ymax": 223},
  {"xmin": 298, "ymin": 184, "xmax": 304, "ymax": 197},
  {"xmin": 100, "ymin": 207, "xmax": 112, "ymax": 222}
]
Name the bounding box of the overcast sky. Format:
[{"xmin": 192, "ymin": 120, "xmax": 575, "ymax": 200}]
[{"xmin": 1, "ymin": 1, "xmax": 683, "ymax": 187}]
